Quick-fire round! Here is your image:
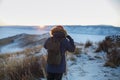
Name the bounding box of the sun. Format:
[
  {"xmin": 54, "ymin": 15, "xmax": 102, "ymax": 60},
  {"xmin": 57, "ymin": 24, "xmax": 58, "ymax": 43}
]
[{"xmin": 39, "ymin": 25, "xmax": 45, "ymax": 29}]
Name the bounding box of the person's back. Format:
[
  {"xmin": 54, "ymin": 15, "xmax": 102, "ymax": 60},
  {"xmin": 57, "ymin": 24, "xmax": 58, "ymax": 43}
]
[{"xmin": 44, "ymin": 25, "xmax": 75, "ymax": 80}]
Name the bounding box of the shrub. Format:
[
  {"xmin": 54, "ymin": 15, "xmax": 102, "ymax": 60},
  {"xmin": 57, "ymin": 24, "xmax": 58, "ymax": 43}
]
[
  {"xmin": 105, "ymin": 49, "xmax": 120, "ymax": 67},
  {"xmin": 96, "ymin": 35, "xmax": 120, "ymax": 67},
  {"xmin": 104, "ymin": 61, "xmax": 116, "ymax": 68},
  {"xmin": 69, "ymin": 56, "xmax": 76, "ymax": 61},
  {"xmin": 95, "ymin": 42, "xmax": 103, "ymax": 52},
  {"xmin": 84, "ymin": 40, "xmax": 93, "ymax": 48},
  {"xmin": 95, "ymin": 39, "xmax": 113, "ymax": 52},
  {"xmin": 73, "ymin": 47, "xmax": 82, "ymax": 55}
]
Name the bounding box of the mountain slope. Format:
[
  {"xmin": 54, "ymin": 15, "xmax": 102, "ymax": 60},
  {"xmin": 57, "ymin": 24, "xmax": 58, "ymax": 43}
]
[{"xmin": 0, "ymin": 33, "xmax": 49, "ymax": 53}]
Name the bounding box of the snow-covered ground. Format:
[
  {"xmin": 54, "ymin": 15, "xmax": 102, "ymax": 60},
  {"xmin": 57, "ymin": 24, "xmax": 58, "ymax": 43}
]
[
  {"xmin": 62, "ymin": 46, "xmax": 120, "ymax": 80},
  {"xmin": 0, "ymin": 42, "xmax": 24, "ymax": 53},
  {"xmin": 63, "ymin": 55, "xmax": 120, "ymax": 80}
]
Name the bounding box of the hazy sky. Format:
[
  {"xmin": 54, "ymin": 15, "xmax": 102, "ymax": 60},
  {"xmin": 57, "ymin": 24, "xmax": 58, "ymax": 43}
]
[{"xmin": 0, "ymin": 0, "xmax": 120, "ymax": 26}]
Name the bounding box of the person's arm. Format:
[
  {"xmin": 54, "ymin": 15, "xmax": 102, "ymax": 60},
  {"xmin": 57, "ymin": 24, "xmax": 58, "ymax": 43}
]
[{"xmin": 64, "ymin": 35, "xmax": 75, "ymax": 52}]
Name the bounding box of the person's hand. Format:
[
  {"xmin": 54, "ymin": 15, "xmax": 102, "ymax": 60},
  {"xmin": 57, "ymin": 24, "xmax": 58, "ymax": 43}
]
[
  {"xmin": 66, "ymin": 35, "xmax": 74, "ymax": 46},
  {"xmin": 66, "ymin": 35, "xmax": 72, "ymax": 40}
]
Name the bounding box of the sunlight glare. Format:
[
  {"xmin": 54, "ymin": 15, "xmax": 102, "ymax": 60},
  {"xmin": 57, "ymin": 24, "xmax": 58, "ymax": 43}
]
[{"xmin": 39, "ymin": 25, "xmax": 45, "ymax": 29}]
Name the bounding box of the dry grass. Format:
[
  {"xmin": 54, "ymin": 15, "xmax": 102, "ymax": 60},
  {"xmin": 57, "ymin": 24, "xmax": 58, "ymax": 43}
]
[
  {"xmin": 84, "ymin": 40, "xmax": 93, "ymax": 48},
  {"xmin": 95, "ymin": 41, "xmax": 104, "ymax": 52},
  {"xmin": 0, "ymin": 45, "xmax": 42, "ymax": 59},
  {"xmin": 96, "ymin": 36, "xmax": 120, "ymax": 67},
  {"xmin": 0, "ymin": 55, "xmax": 47, "ymax": 80},
  {"xmin": 105, "ymin": 49, "xmax": 120, "ymax": 67},
  {"xmin": 66, "ymin": 52, "xmax": 76, "ymax": 62},
  {"xmin": 73, "ymin": 47, "xmax": 82, "ymax": 55},
  {"xmin": 104, "ymin": 61, "xmax": 117, "ymax": 68},
  {"xmin": 0, "ymin": 45, "xmax": 47, "ymax": 80},
  {"xmin": 95, "ymin": 39, "xmax": 113, "ymax": 53}
]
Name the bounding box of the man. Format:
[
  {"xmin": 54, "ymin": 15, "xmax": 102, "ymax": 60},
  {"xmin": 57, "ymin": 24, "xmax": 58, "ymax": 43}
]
[{"xmin": 44, "ymin": 25, "xmax": 75, "ymax": 80}]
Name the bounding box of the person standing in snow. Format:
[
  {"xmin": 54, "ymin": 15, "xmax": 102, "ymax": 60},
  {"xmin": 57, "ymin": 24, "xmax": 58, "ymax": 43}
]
[{"xmin": 44, "ymin": 25, "xmax": 75, "ymax": 80}]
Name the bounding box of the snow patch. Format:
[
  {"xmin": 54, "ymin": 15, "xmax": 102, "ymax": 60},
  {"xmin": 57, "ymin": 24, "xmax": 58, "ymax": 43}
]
[
  {"xmin": 34, "ymin": 48, "xmax": 47, "ymax": 56},
  {"xmin": 0, "ymin": 43, "xmax": 23, "ymax": 53}
]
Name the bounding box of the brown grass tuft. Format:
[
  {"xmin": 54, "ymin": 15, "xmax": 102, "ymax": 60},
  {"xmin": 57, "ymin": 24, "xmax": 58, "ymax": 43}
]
[
  {"xmin": 0, "ymin": 46, "xmax": 47, "ymax": 80},
  {"xmin": 73, "ymin": 47, "xmax": 82, "ymax": 55},
  {"xmin": 0, "ymin": 55, "xmax": 47, "ymax": 80},
  {"xmin": 84, "ymin": 40, "xmax": 93, "ymax": 48},
  {"xmin": 96, "ymin": 36, "xmax": 120, "ymax": 67}
]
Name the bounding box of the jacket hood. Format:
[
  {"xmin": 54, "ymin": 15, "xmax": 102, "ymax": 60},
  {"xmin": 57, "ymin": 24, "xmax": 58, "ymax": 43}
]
[{"xmin": 50, "ymin": 26, "xmax": 67, "ymax": 37}]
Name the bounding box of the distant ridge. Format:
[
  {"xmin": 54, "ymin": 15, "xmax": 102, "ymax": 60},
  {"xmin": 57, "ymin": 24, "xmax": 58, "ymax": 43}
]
[
  {"xmin": 0, "ymin": 25, "xmax": 119, "ymax": 27},
  {"xmin": 63, "ymin": 25, "xmax": 120, "ymax": 35},
  {"xmin": 0, "ymin": 25, "xmax": 120, "ymax": 36}
]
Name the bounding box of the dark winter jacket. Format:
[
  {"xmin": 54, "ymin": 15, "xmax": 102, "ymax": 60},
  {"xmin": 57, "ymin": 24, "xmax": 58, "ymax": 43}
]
[{"xmin": 44, "ymin": 31, "xmax": 75, "ymax": 73}]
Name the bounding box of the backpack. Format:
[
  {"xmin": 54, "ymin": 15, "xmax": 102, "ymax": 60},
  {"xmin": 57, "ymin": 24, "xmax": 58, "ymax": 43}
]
[{"xmin": 46, "ymin": 37, "xmax": 62, "ymax": 65}]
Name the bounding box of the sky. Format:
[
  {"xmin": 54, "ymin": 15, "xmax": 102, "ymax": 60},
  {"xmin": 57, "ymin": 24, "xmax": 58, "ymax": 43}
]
[{"xmin": 0, "ymin": 0, "xmax": 120, "ymax": 26}]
